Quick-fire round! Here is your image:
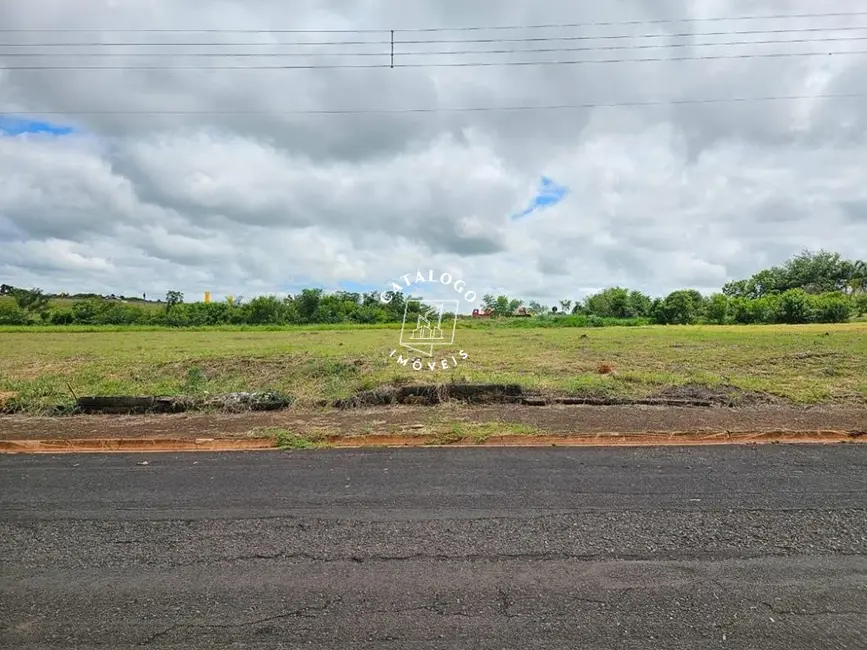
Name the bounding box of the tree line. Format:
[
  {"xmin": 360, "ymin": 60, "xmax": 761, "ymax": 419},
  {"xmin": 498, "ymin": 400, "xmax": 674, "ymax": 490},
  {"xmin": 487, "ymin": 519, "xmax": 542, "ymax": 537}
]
[{"xmin": 1, "ymin": 250, "xmax": 865, "ymax": 327}]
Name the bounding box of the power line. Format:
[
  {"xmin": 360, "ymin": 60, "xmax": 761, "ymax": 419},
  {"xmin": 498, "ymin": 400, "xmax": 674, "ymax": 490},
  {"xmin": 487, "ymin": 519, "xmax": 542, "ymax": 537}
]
[
  {"xmin": 5, "ymin": 24, "xmax": 867, "ymax": 47},
  {"xmin": 5, "ymin": 92, "xmax": 865, "ymax": 116},
  {"xmin": 2, "ymin": 35, "xmax": 866, "ymax": 58},
  {"xmin": 3, "ymin": 48, "xmax": 866, "ymax": 69},
  {"xmin": 2, "ymin": 10, "xmax": 867, "ymax": 33}
]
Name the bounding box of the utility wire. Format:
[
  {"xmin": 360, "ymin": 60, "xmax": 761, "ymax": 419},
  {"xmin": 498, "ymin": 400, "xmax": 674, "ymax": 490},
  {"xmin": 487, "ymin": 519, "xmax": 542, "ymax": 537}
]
[
  {"xmin": 2, "ymin": 10, "xmax": 867, "ymax": 33},
  {"xmin": 2, "ymin": 35, "xmax": 866, "ymax": 58},
  {"xmin": 3, "ymin": 48, "xmax": 866, "ymax": 69},
  {"xmin": 5, "ymin": 92, "xmax": 865, "ymax": 116},
  {"xmin": 4, "ymin": 24, "xmax": 867, "ymax": 47}
]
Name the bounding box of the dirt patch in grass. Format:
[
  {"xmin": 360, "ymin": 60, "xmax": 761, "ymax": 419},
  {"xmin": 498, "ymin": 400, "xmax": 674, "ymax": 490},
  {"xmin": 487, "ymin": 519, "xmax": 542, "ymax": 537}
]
[
  {"xmin": 333, "ymin": 383, "xmax": 525, "ymax": 408},
  {"xmin": 649, "ymin": 383, "xmax": 784, "ymax": 407}
]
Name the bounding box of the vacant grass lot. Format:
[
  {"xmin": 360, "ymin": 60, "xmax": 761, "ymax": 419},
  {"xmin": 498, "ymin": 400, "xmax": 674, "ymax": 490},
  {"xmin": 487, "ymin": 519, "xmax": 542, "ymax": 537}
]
[{"xmin": 1, "ymin": 323, "xmax": 866, "ymax": 412}]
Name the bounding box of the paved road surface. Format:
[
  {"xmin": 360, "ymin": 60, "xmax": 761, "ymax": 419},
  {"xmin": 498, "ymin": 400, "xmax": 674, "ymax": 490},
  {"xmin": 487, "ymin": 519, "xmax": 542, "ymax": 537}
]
[{"xmin": 2, "ymin": 446, "xmax": 866, "ymax": 649}]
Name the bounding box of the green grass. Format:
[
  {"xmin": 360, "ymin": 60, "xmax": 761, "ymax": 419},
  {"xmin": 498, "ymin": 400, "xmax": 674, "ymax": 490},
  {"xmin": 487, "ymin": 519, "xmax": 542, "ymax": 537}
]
[
  {"xmin": 257, "ymin": 427, "xmax": 328, "ymax": 450},
  {"xmin": 1, "ymin": 323, "xmax": 866, "ymax": 413},
  {"xmin": 426, "ymin": 422, "xmax": 541, "ymax": 445}
]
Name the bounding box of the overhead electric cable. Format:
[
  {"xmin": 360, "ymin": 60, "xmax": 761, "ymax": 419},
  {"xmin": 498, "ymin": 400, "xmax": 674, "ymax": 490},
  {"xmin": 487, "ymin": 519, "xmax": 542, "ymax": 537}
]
[
  {"xmin": 2, "ymin": 48, "xmax": 866, "ymax": 69},
  {"xmin": 2, "ymin": 35, "xmax": 865, "ymax": 58},
  {"xmin": 4, "ymin": 24, "xmax": 867, "ymax": 47},
  {"xmin": 2, "ymin": 10, "xmax": 867, "ymax": 33},
  {"xmin": 5, "ymin": 91, "xmax": 864, "ymax": 117}
]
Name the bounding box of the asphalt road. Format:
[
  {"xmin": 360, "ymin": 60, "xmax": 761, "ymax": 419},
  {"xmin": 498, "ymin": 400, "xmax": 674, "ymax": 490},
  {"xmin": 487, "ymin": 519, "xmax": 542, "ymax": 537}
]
[{"xmin": 2, "ymin": 445, "xmax": 866, "ymax": 650}]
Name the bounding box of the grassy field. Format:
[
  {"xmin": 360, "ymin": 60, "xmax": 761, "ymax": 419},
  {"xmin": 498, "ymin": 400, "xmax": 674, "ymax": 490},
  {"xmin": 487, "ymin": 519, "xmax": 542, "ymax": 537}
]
[{"xmin": 1, "ymin": 323, "xmax": 866, "ymax": 413}]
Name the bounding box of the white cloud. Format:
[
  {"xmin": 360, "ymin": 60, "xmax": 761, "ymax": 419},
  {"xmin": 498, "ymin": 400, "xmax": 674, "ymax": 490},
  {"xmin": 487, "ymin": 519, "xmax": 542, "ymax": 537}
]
[{"xmin": 1, "ymin": 0, "xmax": 866, "ymax": 307}]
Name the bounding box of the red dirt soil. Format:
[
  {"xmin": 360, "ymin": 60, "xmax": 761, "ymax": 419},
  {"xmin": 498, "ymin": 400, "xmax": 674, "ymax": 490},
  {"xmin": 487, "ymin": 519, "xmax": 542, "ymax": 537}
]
[{"xmin": 1, "ymin": 404, "xmax": 865, "ymax": 441}]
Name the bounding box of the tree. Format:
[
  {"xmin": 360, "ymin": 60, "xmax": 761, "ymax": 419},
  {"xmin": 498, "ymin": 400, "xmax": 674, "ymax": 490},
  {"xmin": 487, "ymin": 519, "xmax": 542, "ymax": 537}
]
[
  {"xmin": 243, "ymin": 296, "xmax": 285, "ymax": 324},
  {"xmin": 705, "ymin": 293, "xmax": 730, "ymax": 324},
  {"xmin": 482, "ymin": 294, "xmax": 522, "ymax": 317},
  {"xmin": 848, "ymin": 260, "xmax": 867, "ymax": 295},
  {"xmin": 528, "ymin": 300, "xmax": 548, "ymax": 314},
  {"xmin": 811, "ymin": 293, "xmax": 852, "ymax": 323},
  {"xmin": 782, "ymin": 250, "xmax": 852, "ymax": 294},
  {"xmin": 559, "ymin": 300, "xmax": 573, "ymax": 315},
  {"xmin": 11, "ymin": 287, "xmax": 51, "ymax": 318},
  {"xmin": 295, "ymin": 288, "xmax": 323, "ymax": 323},
  {"xmin": 585, "ymin": 287, "xmax": 631, "ymax": 318},
  {"xmin": 725, "ymin": 250, "xmax": 856, "ymax": 298},
  {"xmin": 776, "ymin": 289, "xmax": 811, "ymax": 324},
  {"xmin": 654, "ymin": 290, "xmax": 705, "ymax": 325},
  {"xmin": 0, "ymin": 284, "xmax": 15, "ymax": 296},
  {"xmin": 627, "ymin": 291, "xmax": 653, "ymax": 318},
  {"xmin": 165, "ymin": 290, "xmax": 184, "ymax": 312}
]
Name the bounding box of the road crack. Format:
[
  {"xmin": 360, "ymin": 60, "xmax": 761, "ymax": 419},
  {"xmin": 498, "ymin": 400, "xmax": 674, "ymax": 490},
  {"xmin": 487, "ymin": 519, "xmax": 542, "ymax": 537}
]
[{"xmin": 138, "ymin": 598, "xmax": 339, "ymax": 645}]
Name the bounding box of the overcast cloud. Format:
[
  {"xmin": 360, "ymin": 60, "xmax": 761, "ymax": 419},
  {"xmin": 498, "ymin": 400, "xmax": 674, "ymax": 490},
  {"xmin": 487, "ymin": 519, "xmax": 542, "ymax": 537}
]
[{"xmin": 1, "ymin": 0, "xmax": 866, "ymax": 306}]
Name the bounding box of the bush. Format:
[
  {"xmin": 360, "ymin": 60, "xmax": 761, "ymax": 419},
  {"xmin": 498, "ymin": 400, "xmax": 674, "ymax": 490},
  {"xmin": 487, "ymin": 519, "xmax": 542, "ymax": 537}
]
[
  {"xmin": 731, "ymin": 296, "xmax": 776, "ymax": 324},
  {"xmin": 71, "ymin": 299, "xmax": 101, "ymax": 324},
  {"xmin": 0, "ymin": 300, "xmax": 29, "ymax": 325},
  {"xmin": 776, "ymin": 289, "xmax": 812, "ymax": 324},
  {"xmin": 810, "ymin": 293, "xmax": 852, "ymax": 323},
  {"xmin": 49, "ymin": 309, "xmax": 75, "ymax": 325},
  {"xmin": 705, "ymin": 294, "xmax": 730, "ymax": 324},
  {"xmin": 654, "ymin": 290, "xmax": 704, "ymax": 325}
]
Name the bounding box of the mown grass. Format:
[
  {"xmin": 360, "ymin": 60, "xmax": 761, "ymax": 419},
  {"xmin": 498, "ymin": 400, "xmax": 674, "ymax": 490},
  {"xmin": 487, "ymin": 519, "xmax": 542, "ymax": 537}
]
[{"xmin": 1, "ymin": 323, "xmax": 866, "ymax": 413}]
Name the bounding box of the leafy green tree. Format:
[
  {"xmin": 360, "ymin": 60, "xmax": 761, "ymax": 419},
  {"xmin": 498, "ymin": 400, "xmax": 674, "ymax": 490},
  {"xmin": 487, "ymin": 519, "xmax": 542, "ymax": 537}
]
[
  {"xmin": 295, "ymin": 288, "xmax": 322, "ymax": 323},
  {"xmin": 725, "ymin": 250, "xmax": 857, "ymax": 298},
  {"xmin": 0, "ymin": 300, "xmax": 28, "ymax": 324},
  {"xmin": 585, "ymin": 287, "xmax": 624, "ymax": 317},
  {"xmin": 11, "ymin": 287, "xmax": 50, "ymax": 317},
  {"xmin": 627, "ymin": 290, "xmax": 653, "ymax": 317},
  {"xmin": 810, "ymin": 293, "xmax": 852, "ymax": 323},
  {"xmin": 165, "ymin": 290, "xmax": 184, "ymax": 312},
  {"xmin": 848, "ymin": 260, "xmax": 867, "ymax": 295},
  {"xmin": 705, "ymin": 293, "xmax": 730, "ymax": 324},
  {"xmin": 482, "ymin": 294, "xmax": 522, "ymax": 316},
  {"xmin": 776, "ymin": 289, "xmax": 812, "ymax": 324},
  {"xmin": 654, "ymin": 290, "xmax": 705, "ymax": 325},
  {"xmin": 243, "ymin": 296, "xmax": 285, "ymax": 324},
  {"xmin": 71, "ymin": 299, "xmax": 101, "ymax": 324},
  {"xmin": 783, "ymin": 250, "xmax": 852, "ymax": 294}
]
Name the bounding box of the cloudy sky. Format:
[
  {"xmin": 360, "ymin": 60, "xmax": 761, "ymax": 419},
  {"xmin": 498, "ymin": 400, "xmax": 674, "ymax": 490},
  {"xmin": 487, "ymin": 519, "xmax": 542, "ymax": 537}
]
[{"xmin": 1, "ymin": 0, "xmax": 866, "ymax": 307}]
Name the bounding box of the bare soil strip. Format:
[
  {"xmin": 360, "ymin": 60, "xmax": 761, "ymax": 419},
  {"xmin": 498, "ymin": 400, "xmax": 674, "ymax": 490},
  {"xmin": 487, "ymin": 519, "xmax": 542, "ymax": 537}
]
[
  {"xmin": 1, "ymin": 429, "xmax": 865, "ymax": 454},
  {"xmin": 1, "ymin": 403, "xmax": 865, "ymax": 453},
  {"xmin": 2, "ymin": 404, "xmax": 865, "ymax": 441}
]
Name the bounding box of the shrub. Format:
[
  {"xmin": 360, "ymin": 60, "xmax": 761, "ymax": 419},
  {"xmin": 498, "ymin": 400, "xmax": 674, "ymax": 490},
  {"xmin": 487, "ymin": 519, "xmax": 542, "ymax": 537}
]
[
  {"xmin": 776, "ymin": 289, "xmax": 812, "ymax": 324},
  {"xmin": 705, "ymin": 293, "xmax": 730, "ymax": 324},
  {"xmin": 0, "ymin": 300, "xmax": 29, "ymax": 325},
  {"xmin": 810, "ymin": 293, "xmax": 852, "ymax": 323}
]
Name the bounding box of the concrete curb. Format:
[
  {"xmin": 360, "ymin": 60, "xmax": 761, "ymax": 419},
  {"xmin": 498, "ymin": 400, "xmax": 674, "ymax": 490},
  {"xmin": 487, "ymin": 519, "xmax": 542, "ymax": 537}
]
[{"xmin": 0, "ymin": 430, "xmax": 864, "ymax": 453}]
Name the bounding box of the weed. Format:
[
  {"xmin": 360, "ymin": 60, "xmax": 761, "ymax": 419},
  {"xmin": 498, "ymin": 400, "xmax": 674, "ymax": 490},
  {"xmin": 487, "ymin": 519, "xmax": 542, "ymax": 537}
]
[
  {"xmin": 265, "ymin": 427, "xmax": 326, "ymax": 450},
  {"xmin": 183, "ymin": 366, "xmax": 208, "ymax": 393},
  {"xmin": 427, "ymin": 423, "xmax": 466, "ymax": 446}
]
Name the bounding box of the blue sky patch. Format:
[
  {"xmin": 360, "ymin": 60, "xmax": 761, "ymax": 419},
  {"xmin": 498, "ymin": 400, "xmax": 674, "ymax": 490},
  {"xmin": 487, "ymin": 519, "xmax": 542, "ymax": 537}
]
[
  {"xmin": 513, "ymin": 176, "xmax": 569, "ymax": 220},
  {"xmin": 0, "ymin": 116, "xmax": 75, "ymax": 137},
  {"xmin": 338, "ymin": 280, "xmax": 378, "ymax": 294}
]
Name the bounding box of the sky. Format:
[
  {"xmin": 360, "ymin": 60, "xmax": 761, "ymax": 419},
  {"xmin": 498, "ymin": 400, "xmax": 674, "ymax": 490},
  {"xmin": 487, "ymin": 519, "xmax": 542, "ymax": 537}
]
[{"xmin": 1, "ymin": 0, "xmax": 866, "ymax": 307}]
